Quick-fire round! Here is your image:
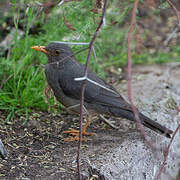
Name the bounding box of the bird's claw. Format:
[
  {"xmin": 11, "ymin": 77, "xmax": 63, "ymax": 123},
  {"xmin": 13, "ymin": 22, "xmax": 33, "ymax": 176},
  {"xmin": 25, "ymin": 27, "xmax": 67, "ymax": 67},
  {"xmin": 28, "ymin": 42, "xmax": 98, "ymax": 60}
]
[{"xmin": 63, "ymin": 128, "xmax": 96, "ymax": 141}]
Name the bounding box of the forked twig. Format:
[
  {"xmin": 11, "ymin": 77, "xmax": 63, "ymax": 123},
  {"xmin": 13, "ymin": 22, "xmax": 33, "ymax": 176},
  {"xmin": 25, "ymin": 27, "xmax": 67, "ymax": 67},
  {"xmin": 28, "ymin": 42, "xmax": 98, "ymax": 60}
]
[
  {"xmin": 77, "ymin": 0, "xmax": 108, "ymax": 179},
  {"xmin": 127, "ymin": 1, "xmax": 179, "ymax": 179},
  {"xmin": 155, "ymin": 124, "xmax": 180, "ymax": 180},
  {"xmin": 166, "ymin": 0, "xmax": 180, "ymax": 25}
]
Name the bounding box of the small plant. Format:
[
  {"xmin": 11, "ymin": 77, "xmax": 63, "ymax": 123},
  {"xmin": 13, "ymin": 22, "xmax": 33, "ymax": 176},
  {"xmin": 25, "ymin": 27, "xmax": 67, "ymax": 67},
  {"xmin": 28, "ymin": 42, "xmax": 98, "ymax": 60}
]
[{"xmin": 0, "ymin": 0, "xmax": 179, "ymax": 121}]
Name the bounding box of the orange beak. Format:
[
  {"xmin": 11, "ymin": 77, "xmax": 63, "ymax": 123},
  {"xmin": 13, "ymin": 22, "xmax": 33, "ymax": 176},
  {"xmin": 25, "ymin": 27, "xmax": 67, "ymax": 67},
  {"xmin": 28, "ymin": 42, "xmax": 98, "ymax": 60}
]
[{"xmin": 31, "ymin": 46, "xmax": 49, "ymax": 54}]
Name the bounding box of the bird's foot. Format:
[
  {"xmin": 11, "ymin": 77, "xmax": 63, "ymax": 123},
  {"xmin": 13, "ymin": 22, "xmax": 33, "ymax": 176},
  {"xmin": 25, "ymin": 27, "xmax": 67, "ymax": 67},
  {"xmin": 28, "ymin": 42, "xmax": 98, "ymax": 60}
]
[
  {"xmin": 63, "ymin": 128, "xmax": 96, "ymax": 142},
  {"xmin": 99, "ymin": 114, "xmax": 119, "ymax": 129},
  {"xmin": 63, "ymin": 128, "xmax": 96, "ymax": 136},
  {"xmin": 63, "ymin": 136, "xmax": 88, "ymax": 142}
]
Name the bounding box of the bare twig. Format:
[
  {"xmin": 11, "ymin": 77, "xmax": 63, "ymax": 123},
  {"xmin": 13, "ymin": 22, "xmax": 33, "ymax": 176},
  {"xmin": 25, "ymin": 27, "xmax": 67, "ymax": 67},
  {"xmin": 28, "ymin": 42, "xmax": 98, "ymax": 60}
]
[
  {"xmin": 164, "ymin": 26, "xmax": 179, "ymax": 46},
  {"xmin": 99, "ymin": 114, "xmax": 118, "ymax": 129},
  {"xmin": 127, "ymin": 2, "xmax": 179, "ymax": 176},
  {"xmin": 58, "ymin": 0, "xmax": 64, "ymax": 7},
  {"xmin": 127, "ymin": 0, "xmax": 157, "ymax": 151},
  {"xmin": 166, "ymin": 0, "xmax": 180, "ymax": 26},
  {"xmin": 155, "ymin": 124, "xmax": 180, "ymax": 180},
  {"xmin": 52, "ymin": 41, "xmax": 98, "ymax": 61},
  {"xmin": 47, "ymin": 44, "xmax": 89, "ymax": 66},
  {"xmin": 52, "ymin": 41, "xmax": 89, "ymax": 45},
  {"xmin": 103, "ymin": 15, "xmax": 106, "ymax": 26},
  {"xmin": 77, "ymin": 0, "xmax": 108, "ymax": 179},
  {"xmin": 164, "ymin": 0, "xmax": 180, "ymax": 46},
  {"xmin": 92, "ymin": 46, "xmax": 97, "ymax": 62},
  {"xmin": 34, "ymin": 1, "xmax": 43, "ymax": 6},
  {"xmin": 127, "ymin": 0, "xmax": 147, "ymax": 139},
  {"xmin": 63, "ymin": 12, "xmax": 76, "ymax": 31}
]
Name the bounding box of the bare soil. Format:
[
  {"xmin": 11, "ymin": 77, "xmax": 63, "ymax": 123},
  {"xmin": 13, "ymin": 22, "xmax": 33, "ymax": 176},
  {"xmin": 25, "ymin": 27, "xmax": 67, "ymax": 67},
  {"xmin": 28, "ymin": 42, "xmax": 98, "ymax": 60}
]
[{"xmin": 0, "ymin": 63, "xmax": 180, "ymax": 180}]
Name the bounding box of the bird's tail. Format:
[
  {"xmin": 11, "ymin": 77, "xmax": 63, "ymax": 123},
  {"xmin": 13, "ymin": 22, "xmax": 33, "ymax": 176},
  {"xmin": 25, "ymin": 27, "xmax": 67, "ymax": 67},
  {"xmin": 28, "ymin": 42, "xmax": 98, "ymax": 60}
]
[
  {"xmin": 109, "ymin": 107, "xmax": 173, "ymax": 138},
  {"xmin": 139, "ymin": 112, "xmax": 173, "ymax": 138}
]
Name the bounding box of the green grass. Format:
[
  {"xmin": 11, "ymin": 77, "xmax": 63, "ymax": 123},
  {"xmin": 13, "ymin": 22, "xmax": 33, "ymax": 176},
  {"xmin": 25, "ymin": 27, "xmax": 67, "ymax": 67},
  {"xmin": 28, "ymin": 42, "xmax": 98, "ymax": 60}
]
[{"xmin": 0, "ymin": 0, "xmax": 179, "ymax": 122}]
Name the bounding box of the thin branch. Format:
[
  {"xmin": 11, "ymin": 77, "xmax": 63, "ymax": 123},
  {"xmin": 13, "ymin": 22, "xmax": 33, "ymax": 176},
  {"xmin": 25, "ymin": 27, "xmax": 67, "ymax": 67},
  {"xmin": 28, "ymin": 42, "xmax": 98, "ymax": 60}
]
[
  {"xmin": 58, "ymin": 0, "xmax": 64, "ymax": 7},
  {"xmin": 166, "ymin": 0, "xmax": 180, "ymax": 26},
  {"xmin": 47, "ymin": 45, "xmax": 89, "ymax": 66},
  {"xmin": 92, "ymin": 46, "xmax": 97, "ymax": 62},
  {"xmin": 99, "ymin": 114, "xmax": 118, "ymax": 129},
  {"xmin": 127, "ymin": 0, "xmax": 146, "ymax": 139},
  {"xmin": 52, "ymin": 41, "xmax": 98, "ymax": 62},
  {"xmin": 164, "ymin": 26, "xmax": 179, "ymax": 46},
  {"xmin": 155, "ymin": 124, "xmax": 180, "ymax": 180},
  {"xmin": 127, "ymin": 0, "xmax": 157, "ymax": 151},
  {"xmin": 34, "ymin": 1, "xmax": 43, "ymax": 6},
  {"xmin": 127, "ymin": 4, "xmax": 178, "ymax": 179},
  {"xmin": 77, "ymin": 0, "xmax": 108, "ymax": 179},
  {"xmin": 52, "ymin": 41, "xmax": 89, "ymax": 45}
]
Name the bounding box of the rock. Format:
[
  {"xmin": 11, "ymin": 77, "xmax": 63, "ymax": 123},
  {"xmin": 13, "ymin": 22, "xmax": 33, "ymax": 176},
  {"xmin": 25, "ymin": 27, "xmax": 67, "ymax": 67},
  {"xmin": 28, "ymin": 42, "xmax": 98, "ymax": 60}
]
[{"xmin": 81, "ymin": 64, "xmax": 180, "ymax": 180}]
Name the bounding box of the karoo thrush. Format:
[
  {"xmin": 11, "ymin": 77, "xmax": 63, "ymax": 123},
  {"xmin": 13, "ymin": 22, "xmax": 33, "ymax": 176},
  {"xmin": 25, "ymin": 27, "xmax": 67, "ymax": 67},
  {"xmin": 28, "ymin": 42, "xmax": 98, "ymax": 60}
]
[{"xmin": 32, "ymin": 43, "xmax": 173, "ymax": 141}]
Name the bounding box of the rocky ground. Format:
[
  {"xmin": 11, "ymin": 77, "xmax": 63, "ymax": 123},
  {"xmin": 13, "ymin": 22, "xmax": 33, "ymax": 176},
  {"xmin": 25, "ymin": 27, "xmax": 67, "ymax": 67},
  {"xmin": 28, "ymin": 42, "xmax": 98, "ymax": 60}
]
[
  {"xmin": 0, "ymin": 63, "xmax": 180, "ymax": 180},
  {"xmin": 0, "ymin": 1, "xmax": 180, "ymax": 179}
]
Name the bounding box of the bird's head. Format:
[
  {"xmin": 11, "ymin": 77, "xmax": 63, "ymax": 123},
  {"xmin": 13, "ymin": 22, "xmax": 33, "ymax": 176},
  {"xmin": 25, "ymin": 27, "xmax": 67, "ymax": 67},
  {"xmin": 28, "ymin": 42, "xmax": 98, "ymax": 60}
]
[{"xmin": 31, "ymin": 42, "xmax": 74, "ymax": 63}]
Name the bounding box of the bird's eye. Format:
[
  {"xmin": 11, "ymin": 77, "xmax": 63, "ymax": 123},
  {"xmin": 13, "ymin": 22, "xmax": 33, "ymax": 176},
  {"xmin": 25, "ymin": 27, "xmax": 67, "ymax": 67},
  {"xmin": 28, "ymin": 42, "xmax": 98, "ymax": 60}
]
[{"xmin": 54, "ymin": 50, "xmax": 60, "ymax": 55}]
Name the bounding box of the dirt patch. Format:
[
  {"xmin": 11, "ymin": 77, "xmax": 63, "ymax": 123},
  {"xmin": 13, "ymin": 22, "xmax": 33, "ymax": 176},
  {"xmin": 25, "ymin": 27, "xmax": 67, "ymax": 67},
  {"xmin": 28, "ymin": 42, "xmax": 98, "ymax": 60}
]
[
  {"xmin": 0, "ymin": 110, "xmax": 137, "ymax": 179},
  {"xmin": 0, "ymin": 64, "xmax": 180, "ymax": 179}
]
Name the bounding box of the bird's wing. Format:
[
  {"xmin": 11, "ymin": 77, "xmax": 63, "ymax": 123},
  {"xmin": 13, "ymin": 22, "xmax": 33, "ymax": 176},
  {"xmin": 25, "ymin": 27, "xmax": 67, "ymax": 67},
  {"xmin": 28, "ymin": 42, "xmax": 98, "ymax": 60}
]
[{"xmin": 58, "ymin": 63, "xmax": 132, "ymax": 111}]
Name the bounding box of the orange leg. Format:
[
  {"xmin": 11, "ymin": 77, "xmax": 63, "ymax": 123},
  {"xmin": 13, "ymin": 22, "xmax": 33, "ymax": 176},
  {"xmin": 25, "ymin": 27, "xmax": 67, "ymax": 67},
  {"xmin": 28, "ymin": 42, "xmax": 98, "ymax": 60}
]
[{"xmin": 63, "ymin": 117, "xmax": 96, "ymax": 142}]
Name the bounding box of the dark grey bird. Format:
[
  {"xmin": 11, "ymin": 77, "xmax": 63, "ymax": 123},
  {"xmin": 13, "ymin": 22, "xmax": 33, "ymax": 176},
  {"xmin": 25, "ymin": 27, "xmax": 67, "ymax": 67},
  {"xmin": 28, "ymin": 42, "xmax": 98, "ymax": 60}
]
[{"xmin": 32, "ymin": 42, "xmax": 173, "ymax": 141}]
